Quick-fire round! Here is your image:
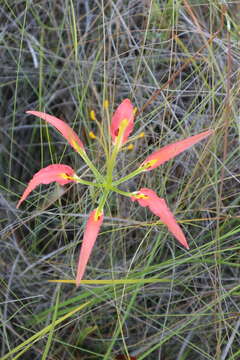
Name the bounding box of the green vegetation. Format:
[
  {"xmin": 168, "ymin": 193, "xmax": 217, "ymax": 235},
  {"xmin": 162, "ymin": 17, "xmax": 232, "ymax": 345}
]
[{"xmin": 1, "ymin": 0, "xmax": 240, "ymax": 359}]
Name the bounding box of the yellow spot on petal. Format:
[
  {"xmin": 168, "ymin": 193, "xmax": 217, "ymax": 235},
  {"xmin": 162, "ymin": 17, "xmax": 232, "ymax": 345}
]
[
  {"xmin": 89, "ymin": 131, "xmax": 97, "ymax": 139},
  {"xmin": 141, "ymin": 159, "xmax": 157, "ymax": 170},
  {"xmin": 94, "ymin": 208, "xmax": 103, "ymax": 221},
  {"xmin": 90, "ymin": 110, "xmax": 96, "ymax": 121},
  {"xmin": 103, "ymin": 100, "xmax": 109, "ymax": 109},
  {"xmin": 114, "ymin": 119, "xmax": 129, "ymax": 147},
  {"xmin": 120, "ymin": 118, "xmax": 129, "ymax": 130},
  {"xmin": 133, "ymin": 193, "xmax": 149, "ymax": 199},
  {"xmin": 60, "ymin": 173, "xmax": 74, "ymax": 180}
]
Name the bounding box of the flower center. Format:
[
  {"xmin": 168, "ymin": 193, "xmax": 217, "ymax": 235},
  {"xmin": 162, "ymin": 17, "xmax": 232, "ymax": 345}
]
[
  {"xmin": 140, "ymin": 159, "xmax": 157, "ymax": 170},
  {"xmin": 133, "ymin": 193, "xmax": 149, "ymax": 200}
]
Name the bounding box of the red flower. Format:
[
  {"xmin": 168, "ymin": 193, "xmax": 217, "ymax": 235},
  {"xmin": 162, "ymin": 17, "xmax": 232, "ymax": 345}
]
[
  {"xmin": 110, "ymin": 99, "xmax": 135, "ymax": 145},
  {"xmin": 131, "ymin": 188, "xmax": 189, "ymax": 249},
  {"xmin": 16, "ymin": 164, "xmax": 76, "ymax": 208},
  {"xmin": 26, "ymin": 111, "xmax": 85, "ymax": 153},
  {"xmin": 17, "ymin": 99, "xmax": 213, "ymax": 283},
  {"xmin": 140, "ymin": 130, "xmax": 213, "ymax": 171},
  {"xmin": 76, "ymin": 209, "xmax": 104, "ymax": 286}
]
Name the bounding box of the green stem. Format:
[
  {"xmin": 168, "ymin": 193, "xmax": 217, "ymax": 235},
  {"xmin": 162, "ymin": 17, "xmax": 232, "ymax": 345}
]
[
  {"xmin": 73, "ymin": 176, "xmax": 103, "ymax": 187},
  {"xmin": 109, "ymin": 186, "xmax": 133, "ymax": 197},
  {"xmin": 106, "ymin": 145, "xmax": 118, "ymax": 183},
  {"xmin": 97, "ymin": 188, "xmax": 110, "ymax": 214},
  {"xmin": 112, "ymin": 167, "xmax": 144, "ymax": 186},
  {"xmin": 106, "ymin": 119, "xmax": 129, "ymax": 183},
  {"xmin": 74, "ymin": 178, "xmax": 131, "ymax": 196},
  {"xmin": 80, "ymin": 151, "xmax": 104, "ymax": 182}
]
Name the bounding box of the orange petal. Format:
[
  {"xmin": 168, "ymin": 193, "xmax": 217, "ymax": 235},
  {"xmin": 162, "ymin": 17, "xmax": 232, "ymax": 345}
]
[
  {"xmin": 76, "ymin": 209, "xmax": 104, "ymax": 286},
  {"xmin": 131, "ymin": 188, "xmax": 189, "ymax": 249},
  {"xmin": 16, "ymin": 164, "xmax": 76, "ymax": 208},
  {"xmin": 110, "ymin": 99, "xmax": 135, "ymax": 145},
  {"xmin": 141, "ymin": 130, "xmax": 213, "ymax": 171},
  {"xmin": 26, "ymin": 111, "xmax": 84, "ymax": 153}
]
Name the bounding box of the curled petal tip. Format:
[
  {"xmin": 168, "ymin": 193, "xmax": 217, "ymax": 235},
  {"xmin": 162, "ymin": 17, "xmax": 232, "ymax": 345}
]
[
  {"xmin": 26, "ymin": 110, "xmax": 85, "ymax": 153},
  {"xmin": 16, "ymin": 164, "xmax": 76, "ymax": 208},
  {"xmin": 76, "ymin": 209, "xmax": 104, "ymax": 287},
  {"xmin": 110, "ymin": 99, "xmax": 135, "ymax": 145}
]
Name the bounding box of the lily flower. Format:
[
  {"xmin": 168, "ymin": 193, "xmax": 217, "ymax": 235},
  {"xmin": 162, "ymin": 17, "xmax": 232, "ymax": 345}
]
[
  {"xmin": 110, "ymin": 99, "xmax": 135, "ymax": 145},
  {"xmin": 140, "ymin": 129, "xmax": 213, "ymax": 171},
  {"xmin": 17, "ymin": 99, "xmax": 213, "ymax": 285},
  {"xmin": 16, "ymin": 164, "xmax": 77, "ymax": 208},
  {"xmin": 131, "ymin": 188, "xmax": 189, "ymax": 249},
  {"xmin": 76, "ymin": 209, "xmax": 104, "ymax": 286},
  {"xmin": 26, "ymin": 111, "xmax": 85, "ymax": 153}
]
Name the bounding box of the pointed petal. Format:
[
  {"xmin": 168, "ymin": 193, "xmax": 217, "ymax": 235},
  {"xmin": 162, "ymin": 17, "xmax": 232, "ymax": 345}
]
[
  {"xmin": 141, "ymin": 130, "xmax": 213, "ymax": 171},
  {"xmin": 148, "ymin": 197, "xmax": 189, "ymax": 249},
  {"xmin": 26, "ymin": 111, "xmax": 85, "ymax": 153},
  {"xmin": 110, "ymin": 99, "xmax": 135, "ymax": 145},
  {"xmin": 17, "ymin": 164, "xmax": 76, "ymax": 208},
  {"xmin": 131, "ymin": 188, "xmax": 189, "ymax": 249},
  {"xmin": 76, "ymin": 209, "xmax": 104, "ymax": 286}
]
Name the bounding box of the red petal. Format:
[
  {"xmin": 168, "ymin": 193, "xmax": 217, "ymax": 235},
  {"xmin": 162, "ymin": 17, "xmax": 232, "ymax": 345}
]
[
  {"xmin": 131, "ymin": 188, "xmax": 189, "ymax": 249},
  {"xmin": 110, "ymin": 99, "xmax": 135, "ymax": 145},
  {"xmin": 76, "ymin": 209, "xmax": 104, "ymax": 286},
  {"xmin": 141, "ymin": 130, "xmax": 213, "ymax": 171},
  {"xmin": 16, "ymin": 164, "xmax": 76, "ymax": 208},
  {"xmin": 26, "ymin": 111, "xmax": 84, "ymax": 152}
]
